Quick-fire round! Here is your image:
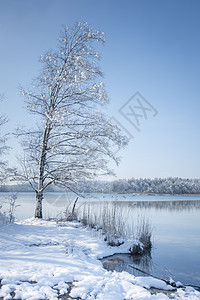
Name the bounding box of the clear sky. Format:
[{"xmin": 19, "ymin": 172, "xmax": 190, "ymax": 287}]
[{"xmin": 0, "ymin": 0, "xmax": 200, "ymax": 179}]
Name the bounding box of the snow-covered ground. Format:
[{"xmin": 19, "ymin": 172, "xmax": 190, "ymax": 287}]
[{"xmin": 0, "ymin": 219, "xmax": 199, "ymax": 300}]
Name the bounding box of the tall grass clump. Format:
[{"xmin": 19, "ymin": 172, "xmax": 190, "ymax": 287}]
[
  {"xmin": 137, "ymin": 216, "xmax": 152, "ymax": 250},
  {"xmin": 77, "ymin": 201, "xmax": 127, "ymax": 246},
  {"xmin": 129, "ymin": 216, "xmax": 152, "ymax": 255},
  {"xmin": 62, "ymin": 197, "xmax": 153, "ymax": 254},
  {"xmin": 76, "ymin": 201, "xmax": 153, "ymax": 252}
]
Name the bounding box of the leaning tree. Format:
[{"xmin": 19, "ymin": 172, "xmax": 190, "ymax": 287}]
[{"xmin": 17, "ymin": 23, "xmax": 128, "ymax": 218}]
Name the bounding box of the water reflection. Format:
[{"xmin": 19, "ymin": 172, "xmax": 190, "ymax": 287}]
[
  {"xmin": 102, "ymin": 252, "xmax": 154, "ymax": 278},
  {"xmin": 130, "ymin": 251, "xmax": 153, "ymax": 275},
  {"xmin": 110, "ymin": 200, "xmax": 200, "ymax": 212},
  {"xmin": 102, "ymin": 252, "xmax": 174, "ymax": 283},
  {"xmin": 134, "ymin": 200, "xmax": 200, "ymax": 211}
]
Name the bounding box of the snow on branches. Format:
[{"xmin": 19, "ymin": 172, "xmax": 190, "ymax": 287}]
[{"xmin": 17, "ymin": 23, "xmax": 128, "ymax": 218}]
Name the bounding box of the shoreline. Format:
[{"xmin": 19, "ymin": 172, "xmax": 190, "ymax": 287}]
[
  {"xmin": 1, "ymin": 191, "xmax": 200, "ymax": 196},
  {"xmin": 0, "ymin": 219, "xmax": 200, "ymax": 299}
]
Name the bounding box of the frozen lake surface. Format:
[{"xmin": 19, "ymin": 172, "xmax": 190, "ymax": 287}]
[{"xmin": 1, "ymin": 192, "xmax": 200, "ymax": 287}]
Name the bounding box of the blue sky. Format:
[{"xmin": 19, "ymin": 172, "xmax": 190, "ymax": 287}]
[{"xmin": 0, "ymin": 0, "xmax": 200, "ymax": 179}]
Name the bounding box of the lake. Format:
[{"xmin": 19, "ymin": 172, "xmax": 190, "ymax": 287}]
[{"xmin": 1, "ymin": 192, "xmax": 200, "ymax": 287}]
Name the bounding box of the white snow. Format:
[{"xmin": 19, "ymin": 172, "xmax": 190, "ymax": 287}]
[{"xmin": 0, "ymin": 218, "xmax": 199, "ymax": 300}]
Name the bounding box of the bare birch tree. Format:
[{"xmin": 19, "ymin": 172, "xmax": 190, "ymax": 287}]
[{"xmin": 17, "ymin": 23, "xmax": 128, "ymax": 218}]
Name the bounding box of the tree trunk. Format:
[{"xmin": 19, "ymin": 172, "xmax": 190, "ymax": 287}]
[
  {"xmin": 34, "ymin": 120, "xmax": 51, "ymax": 218},
  {"xmin": 35, "ymin": 191, "xmax": 43, "ymax": 218}
]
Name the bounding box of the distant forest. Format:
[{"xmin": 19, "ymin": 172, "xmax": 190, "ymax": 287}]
[{"xmin": 1, "ymin": 177, "xmax": 200, "ymax": 194}]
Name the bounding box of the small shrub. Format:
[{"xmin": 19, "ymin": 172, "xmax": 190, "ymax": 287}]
[
  {"xmin": 0, "ymin": 193, "xmax": 19, "ymax": 224},
  {"xmin": 0, "ymin": 209, "xmax": 9, "ymax": 224}
]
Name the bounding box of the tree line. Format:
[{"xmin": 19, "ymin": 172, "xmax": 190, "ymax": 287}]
[
  {"xmin": 74, "ymin": 177, "xmax": 200, "ymax": 194},
  {"xmin": 2, "ymin": 177, "xmax": 199, "ymax": 195}
]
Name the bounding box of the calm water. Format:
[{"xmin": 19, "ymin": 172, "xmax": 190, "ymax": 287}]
[{"xmin": 1, "ymin": 192, "xmax": 200, "ymax": 286}]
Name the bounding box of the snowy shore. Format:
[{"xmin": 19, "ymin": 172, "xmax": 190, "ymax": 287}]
[{"xmin": 0, "ymin": 219, "xmax": 199, "ymax": 300}]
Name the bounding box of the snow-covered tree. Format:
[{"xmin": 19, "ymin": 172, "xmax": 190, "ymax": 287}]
[
  {"xmin": 0, "ymin": 96, "xmax": 9, "ymax": 184},
  {"xmin": 17, "ymin": 23, "xmax": 128, "ymax": 218},
  {"xmin": 0, "ymin": 96, "xmax": 11, "ymax": 223}
]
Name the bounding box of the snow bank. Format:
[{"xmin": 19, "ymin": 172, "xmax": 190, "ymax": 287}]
[{"xmin": 0, "ymin": 218, "xmax": 199, "ymax": 299}]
